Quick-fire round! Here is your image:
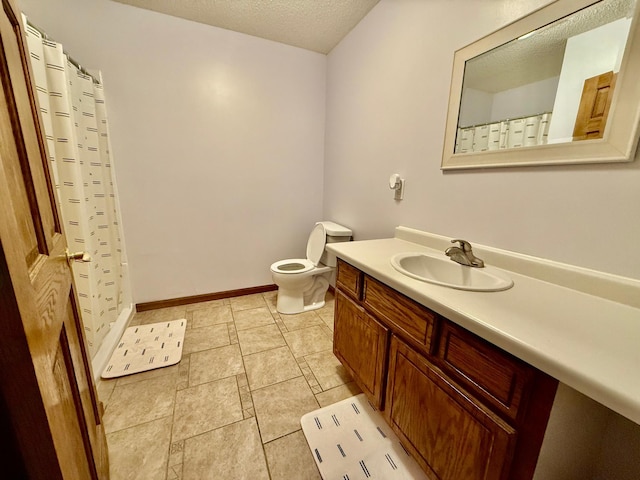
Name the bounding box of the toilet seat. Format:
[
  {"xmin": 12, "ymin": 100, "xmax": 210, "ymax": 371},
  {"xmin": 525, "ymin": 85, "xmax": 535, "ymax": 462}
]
[
  {"xmin": 270, "ymin": 258, "xmax": 315, "ymax": 274},
  {"xmin": 270, "ymin": 223, "xmax": 327, "ymax": 275}
]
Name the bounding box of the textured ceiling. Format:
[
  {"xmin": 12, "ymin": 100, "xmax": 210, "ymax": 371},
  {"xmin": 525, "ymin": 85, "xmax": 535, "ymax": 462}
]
[
  {"xmin": 464, "ymin": 0, "xmax": 636, "ymax": 93},
  {"xmin": 111, "ymin": 0, "xmax": 380, "ymax": 54}
]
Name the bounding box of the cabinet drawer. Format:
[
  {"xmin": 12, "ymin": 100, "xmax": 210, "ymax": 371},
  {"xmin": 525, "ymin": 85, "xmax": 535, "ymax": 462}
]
[
  {"xmin": 436, "ymin": 321, "xmax": 532, "ymax": 423},
  {"xmin": 363, "ymin": 276, "xmax": 436, "ymax": 352},
  {"xmin": 336, "ymin": 259, "xmax": 363, "ymax": 300}
]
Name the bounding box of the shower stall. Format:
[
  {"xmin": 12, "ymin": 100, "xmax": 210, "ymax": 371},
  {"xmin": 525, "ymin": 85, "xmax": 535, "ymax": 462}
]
[{"xmin": 23, "ymin": 19, "xmax": 133, "ymax": 379}]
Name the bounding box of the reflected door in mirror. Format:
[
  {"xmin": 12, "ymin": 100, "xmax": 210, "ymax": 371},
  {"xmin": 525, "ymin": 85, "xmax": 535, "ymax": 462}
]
[{"xmin": 573, "ymin": 71, "xmax": 617, "ymax": 140}]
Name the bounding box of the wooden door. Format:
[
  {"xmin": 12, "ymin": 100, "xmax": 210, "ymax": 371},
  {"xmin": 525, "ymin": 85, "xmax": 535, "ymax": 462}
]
[
  {"xmin": 385, "ymin": 336, "xmax": 516, "ymax": 480},
  {"xmin": 573, "ymin": 70, "xmax": 617, "ymax": 140},
  {"xmin": 0, "ymin": 0, "xmax": 109, "ymax": 478},
  {"xmin": 333, "ymin": 289, "xmax": 388, "ymax": 408}
]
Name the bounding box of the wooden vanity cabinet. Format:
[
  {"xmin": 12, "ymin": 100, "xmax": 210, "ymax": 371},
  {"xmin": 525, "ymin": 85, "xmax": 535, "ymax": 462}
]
[{"xmin": 333, "ymin": 259, "xmax": 558, "ymax": 480}]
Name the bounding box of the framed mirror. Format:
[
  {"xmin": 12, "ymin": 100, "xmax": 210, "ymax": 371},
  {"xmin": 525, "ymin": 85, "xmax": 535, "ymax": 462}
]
[{"xmin": 442, "ymin": 0, "xmax": 640, "ymax": 170}]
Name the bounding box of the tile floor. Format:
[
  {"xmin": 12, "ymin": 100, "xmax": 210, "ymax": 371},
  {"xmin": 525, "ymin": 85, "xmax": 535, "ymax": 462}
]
[{"xmin": 96, "ymin": 290, "xmax": 362, "ymax": 480}]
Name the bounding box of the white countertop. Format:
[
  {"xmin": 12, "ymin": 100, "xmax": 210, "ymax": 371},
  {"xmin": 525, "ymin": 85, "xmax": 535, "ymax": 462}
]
[{"xmin": 327, "ymin": 228, "xmax": 640, "ymax": 425}]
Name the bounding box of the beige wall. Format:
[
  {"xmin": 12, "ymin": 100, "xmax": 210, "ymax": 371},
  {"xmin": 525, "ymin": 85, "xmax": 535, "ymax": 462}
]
[
  {"xmin": 20, "ymin": 0, "xmax": 327, "ymax": 303},
  {"xmin": 323, "ymin": 0, "xmax": 640, "ymax": 280}
]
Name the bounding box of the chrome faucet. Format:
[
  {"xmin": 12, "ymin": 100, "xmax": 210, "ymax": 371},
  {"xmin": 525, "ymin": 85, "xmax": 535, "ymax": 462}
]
[{"xmin": 445, "ymin": 239, "xmax": 484, "ymax": 268}]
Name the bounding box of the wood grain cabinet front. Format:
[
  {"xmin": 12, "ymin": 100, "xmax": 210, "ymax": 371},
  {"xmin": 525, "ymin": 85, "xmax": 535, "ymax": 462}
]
[
  {"xmin": 333, "ymin": 289, "xmax": 388, "ymax": 408},
  {"xmin": 386, "ymin": 336, "xmax": 516, "ymax": 480},
  {"xmin": 436, "ymin": 321, "xmax": 532, "ymax": 423},
  {"xmin": 363, "ymin": 276, "xmax": 437, "ymax": 353},
  {"xmin": 336, "ymin": 258, "xmax": 364, "ymax": 301}
]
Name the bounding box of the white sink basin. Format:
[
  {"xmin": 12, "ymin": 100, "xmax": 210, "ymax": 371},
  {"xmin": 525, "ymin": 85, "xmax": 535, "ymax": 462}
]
[{"xmin": 390, "ymin": 252, "xmax": 514, "ymax": 292}]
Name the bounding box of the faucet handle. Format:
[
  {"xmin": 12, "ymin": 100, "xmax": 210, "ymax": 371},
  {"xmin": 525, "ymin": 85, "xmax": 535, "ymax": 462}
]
[{"xmin": 451, "ymin": 239, "xmax": 472, "ymax": 252}]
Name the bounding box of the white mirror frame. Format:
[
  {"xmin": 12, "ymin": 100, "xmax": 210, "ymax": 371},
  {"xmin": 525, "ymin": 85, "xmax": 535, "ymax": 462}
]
[{"xmin": 441, "ymin": 0, "xmax": 640, "ymax": 170}]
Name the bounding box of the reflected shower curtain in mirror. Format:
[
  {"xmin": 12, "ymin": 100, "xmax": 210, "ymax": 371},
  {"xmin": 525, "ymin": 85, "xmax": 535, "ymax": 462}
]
[{"xmin": 24, "ymin": 21, "xmax": 123, "ymax": 358}]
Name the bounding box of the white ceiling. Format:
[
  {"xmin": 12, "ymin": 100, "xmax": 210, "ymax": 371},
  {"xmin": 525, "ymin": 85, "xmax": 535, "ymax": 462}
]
[{"xmin": 111, "ymin": 0, "xmax": 381, "ymax": 54}]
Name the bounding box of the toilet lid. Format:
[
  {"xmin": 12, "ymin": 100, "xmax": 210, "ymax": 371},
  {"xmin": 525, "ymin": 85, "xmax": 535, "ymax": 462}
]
[{"xmin": 306, "ymin": 223, "xmax": 326, "ymax": 266}]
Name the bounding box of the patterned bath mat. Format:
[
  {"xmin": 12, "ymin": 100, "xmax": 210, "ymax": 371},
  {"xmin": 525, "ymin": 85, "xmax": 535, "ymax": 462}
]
[
  {"xmin": 301, "ymin": 393, "xmax": 429, "ymax": 480},
  {"xmin": 101, "ymin": 319, "xmax": 186, "ymax": 379}
]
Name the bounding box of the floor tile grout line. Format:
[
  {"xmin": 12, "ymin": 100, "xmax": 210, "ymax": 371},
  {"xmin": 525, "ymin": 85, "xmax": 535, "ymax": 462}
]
[
  {"xmin": 236, "ymin": 320, "xmax": 255, "ymax": 425},
  {"xmin": 103, "ymin": 412, "xmax": 175, "ymax": 437},
  {"xmin": 248, "ymin": 373, "xmax": 307, "ymax": 395},
  {"xmin": 234, "ymin": 326, "xmax": 274, "ymax": 478},
  {"xmin": 237, "ymin": 355, "xmax": 254, "ymax": 418},
  {"xmin": 166, "ymin": 320, "xmax": 187, "ymax": 480}
]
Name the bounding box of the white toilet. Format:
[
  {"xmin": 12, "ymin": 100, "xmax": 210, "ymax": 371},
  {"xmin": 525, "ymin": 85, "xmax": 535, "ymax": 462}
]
[{"xmin": 270, "ymin": 221, "xmax": 352, "ymax": 315}]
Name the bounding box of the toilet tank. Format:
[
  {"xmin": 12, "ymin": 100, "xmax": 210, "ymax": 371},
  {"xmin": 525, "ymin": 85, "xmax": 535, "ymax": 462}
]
[{"xmin": 317, "ymin": 221, "xmax": 352, "ymax": 267}]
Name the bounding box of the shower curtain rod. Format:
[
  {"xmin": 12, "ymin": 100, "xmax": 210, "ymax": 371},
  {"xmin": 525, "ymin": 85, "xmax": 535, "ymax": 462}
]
[{"xmin": 25, "ymin": 19, "xmax": 101, "ymax": 85}]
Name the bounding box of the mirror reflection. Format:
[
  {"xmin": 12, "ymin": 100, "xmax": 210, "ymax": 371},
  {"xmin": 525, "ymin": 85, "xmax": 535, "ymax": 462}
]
[{"xmin": 455, "ymin": 0, "xmax": 636, "ymax": 154}]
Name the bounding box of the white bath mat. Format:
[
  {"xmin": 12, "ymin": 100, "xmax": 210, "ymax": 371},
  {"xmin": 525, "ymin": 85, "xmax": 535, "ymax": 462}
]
[
  {"xmin": 301, "ymin": 393, "xmax": 429, "ymax": 480},
  {"xmin": 101, "ymin": 319, "xmax": 186, "ymax": 379}
]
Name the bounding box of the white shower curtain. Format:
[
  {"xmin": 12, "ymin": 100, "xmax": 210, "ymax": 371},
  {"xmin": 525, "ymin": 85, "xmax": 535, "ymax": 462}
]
[{"xmin": 24, "ymin": 20, "xmax": 124, "ymax": 358}]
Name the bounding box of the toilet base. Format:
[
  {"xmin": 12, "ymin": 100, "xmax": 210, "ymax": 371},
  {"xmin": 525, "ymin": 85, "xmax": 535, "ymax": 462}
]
[
  {"xmin": 277, "ymin": 296, "xmax": 326, "ymax": 315},
  {"xmin": 276, "ymin": 289, "xmax": 327, "ymax": 315},
  {"xmin": 275, "ymin": 274, "xmax": 331, "ymax": 315}
]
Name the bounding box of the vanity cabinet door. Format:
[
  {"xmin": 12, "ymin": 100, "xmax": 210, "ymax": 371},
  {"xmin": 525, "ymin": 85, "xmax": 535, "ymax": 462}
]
[
  {"xmin": 386, "ymin": 336, "xmax": 516, "ymax": 480},
  {"xmin": 334, "ymin": 289, "xmax": 389, "ymax": 408}
]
